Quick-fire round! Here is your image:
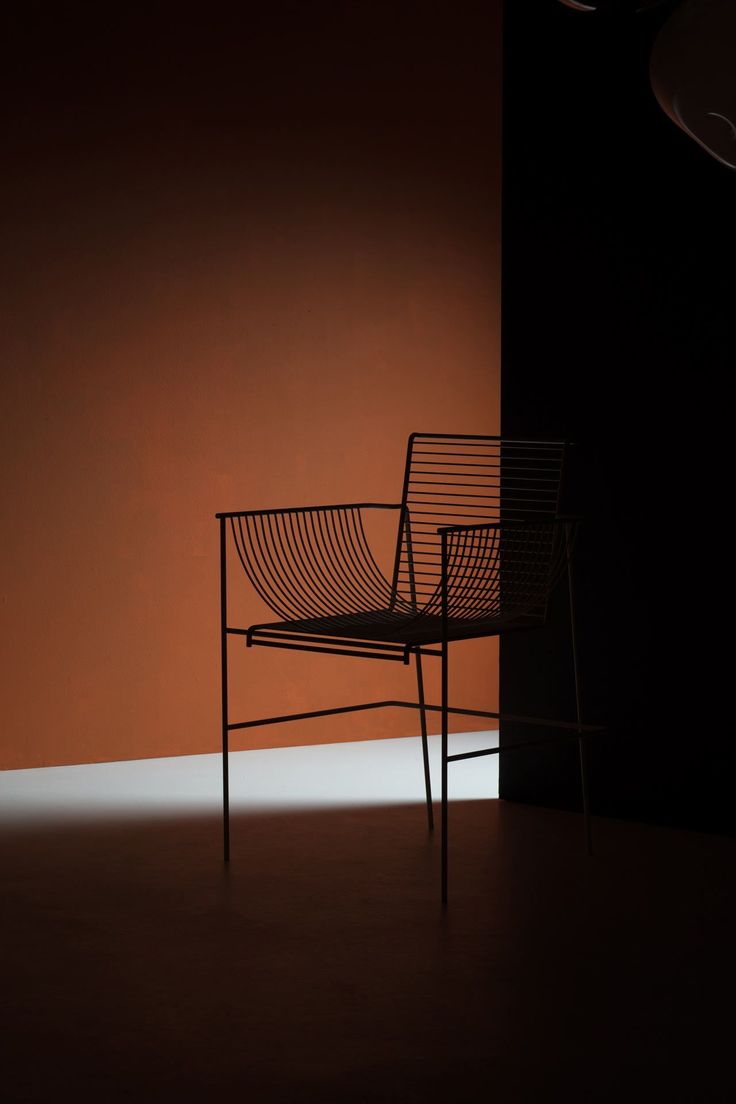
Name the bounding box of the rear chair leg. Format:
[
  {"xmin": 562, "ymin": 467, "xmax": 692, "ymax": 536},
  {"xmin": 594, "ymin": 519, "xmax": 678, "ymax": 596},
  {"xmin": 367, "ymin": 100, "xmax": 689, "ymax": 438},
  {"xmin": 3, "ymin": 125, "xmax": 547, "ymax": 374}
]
[
  {"xmin": 578, "ymin": 735, "xmax": 592, "ymax": 857},
  {"xmin": 566, "ymin": 522, "xmax": 592, "ymax": 856}
]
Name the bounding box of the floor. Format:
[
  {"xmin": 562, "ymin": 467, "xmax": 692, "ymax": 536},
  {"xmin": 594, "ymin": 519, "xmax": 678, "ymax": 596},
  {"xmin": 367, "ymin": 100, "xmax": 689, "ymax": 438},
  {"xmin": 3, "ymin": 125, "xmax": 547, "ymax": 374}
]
[{"xmin": 1, "ymin": 736, "xmax": 734, "ymax": 1103}]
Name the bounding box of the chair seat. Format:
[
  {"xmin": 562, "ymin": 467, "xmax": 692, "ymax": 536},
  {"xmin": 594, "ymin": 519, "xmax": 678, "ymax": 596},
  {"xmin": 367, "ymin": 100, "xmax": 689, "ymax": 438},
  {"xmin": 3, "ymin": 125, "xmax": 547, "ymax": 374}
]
[{"xmin": 250, "ymin": 607, "xmax": 545, "ymax": 647}]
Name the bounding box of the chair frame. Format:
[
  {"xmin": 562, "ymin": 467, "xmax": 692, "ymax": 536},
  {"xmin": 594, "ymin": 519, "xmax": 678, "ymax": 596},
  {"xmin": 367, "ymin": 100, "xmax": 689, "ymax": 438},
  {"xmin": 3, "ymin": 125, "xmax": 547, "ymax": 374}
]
[{"xmin": 216, "ymin": 433, "xmax": 601, "ymax": 903}]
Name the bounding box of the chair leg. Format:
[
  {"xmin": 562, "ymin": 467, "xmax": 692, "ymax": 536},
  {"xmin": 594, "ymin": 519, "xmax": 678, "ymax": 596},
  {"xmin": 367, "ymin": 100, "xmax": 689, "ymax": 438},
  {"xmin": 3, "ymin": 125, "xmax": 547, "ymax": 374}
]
[
  {"xmin": 566, "ymin": 523, "xmax": 592, "ymax": 856},
  {"xmin": 222, "ymin": 724, "xmax": 230, "ymax": 862},
  {"xmin": 578, "ymin": 734, "xmax": 592, "ymax": 857},
  {"xmin": 414, "ymin": 651, "xmax": 434, "ymax": 831},
  {"xmin": 220, "ymin": 517, "xmax": 230, "ymax": 863},
  {"xmin": 441, "ymin": 637, "xmax": 449, "ymax": 905}
]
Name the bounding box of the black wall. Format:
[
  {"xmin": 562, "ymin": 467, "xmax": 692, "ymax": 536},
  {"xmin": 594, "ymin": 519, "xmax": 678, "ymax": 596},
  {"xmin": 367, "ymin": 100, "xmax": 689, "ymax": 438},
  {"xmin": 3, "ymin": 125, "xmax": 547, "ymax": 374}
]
[{"xmin": 499, "ymin": 0, "xmax": 734, "ymax": 835}]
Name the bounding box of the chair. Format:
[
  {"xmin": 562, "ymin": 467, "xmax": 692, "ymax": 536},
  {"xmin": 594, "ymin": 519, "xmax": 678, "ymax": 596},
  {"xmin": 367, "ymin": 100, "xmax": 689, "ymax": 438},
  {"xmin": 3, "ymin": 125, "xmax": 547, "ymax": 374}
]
[{"xmin": 217, "ymin": 432, "xmax": 598, "ymax": 903}]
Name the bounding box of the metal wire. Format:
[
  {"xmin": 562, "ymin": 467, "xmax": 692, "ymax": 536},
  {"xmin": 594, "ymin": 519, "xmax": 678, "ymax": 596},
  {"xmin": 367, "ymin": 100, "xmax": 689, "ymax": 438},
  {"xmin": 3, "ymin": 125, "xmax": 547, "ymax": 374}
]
[{"xmin": 226, "ymin": 435, "xmax": 569, "ymax": 647}]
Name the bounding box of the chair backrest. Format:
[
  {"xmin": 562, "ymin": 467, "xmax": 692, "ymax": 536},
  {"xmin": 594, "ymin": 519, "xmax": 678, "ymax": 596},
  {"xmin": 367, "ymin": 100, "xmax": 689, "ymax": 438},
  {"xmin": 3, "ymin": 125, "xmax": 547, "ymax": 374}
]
[{"xmin": 390, "ymin": 433, "xmax": 568, "ymax": 615}]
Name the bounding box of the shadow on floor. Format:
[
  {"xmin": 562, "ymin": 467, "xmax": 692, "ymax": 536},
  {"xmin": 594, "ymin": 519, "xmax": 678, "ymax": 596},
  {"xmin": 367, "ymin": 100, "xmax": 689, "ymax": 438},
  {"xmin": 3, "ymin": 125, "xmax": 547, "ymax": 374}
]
[{"xmin": 1, "ymin": 800, "xmax": 734, "ymax": 1102}]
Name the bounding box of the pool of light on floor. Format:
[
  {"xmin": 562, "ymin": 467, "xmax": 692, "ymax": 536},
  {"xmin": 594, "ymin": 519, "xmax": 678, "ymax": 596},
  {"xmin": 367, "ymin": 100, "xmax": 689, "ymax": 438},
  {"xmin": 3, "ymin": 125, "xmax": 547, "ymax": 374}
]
[{"xmin": 0, "ymin": 732, "xmax": 499, "ymax": 824}]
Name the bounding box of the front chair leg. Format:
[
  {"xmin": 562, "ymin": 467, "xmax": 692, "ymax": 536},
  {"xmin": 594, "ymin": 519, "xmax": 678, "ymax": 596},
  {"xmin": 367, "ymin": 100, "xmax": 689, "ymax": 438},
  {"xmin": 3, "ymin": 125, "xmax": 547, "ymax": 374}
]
[
  {"xmin": 222, "ymin": 727, "xmax": 230, "ymax": 862},
  {"xmin": 441, "ymin": 638, "xmax": 449, "ymax": 905},
  {"xmin": 220, "ymin": 515, "xmax": 230, "ymax": 863},
  {"xmin": 414, "ymin": 651, "xmax": 434, "ymax": 831}
]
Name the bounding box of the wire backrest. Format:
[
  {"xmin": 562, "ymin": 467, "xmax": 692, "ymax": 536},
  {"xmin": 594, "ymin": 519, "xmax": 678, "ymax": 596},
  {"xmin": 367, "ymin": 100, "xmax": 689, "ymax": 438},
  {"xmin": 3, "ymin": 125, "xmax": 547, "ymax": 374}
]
[{"xmin": 390, "ymin": 434, "xmax": 568, "ymax": 615}]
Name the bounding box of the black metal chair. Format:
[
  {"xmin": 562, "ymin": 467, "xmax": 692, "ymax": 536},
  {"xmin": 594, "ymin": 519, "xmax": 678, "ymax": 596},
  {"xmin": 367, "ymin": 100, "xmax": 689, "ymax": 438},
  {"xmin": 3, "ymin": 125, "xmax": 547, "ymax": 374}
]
[{"xmin": 217, "ymin": 433, "xmax": 599, "ymax": 903}]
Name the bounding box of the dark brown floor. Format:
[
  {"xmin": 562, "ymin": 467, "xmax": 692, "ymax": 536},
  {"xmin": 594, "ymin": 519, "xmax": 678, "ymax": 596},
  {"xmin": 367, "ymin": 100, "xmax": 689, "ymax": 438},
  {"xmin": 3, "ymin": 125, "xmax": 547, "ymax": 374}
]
[{"xmin": 1, "ymin": 799, "xmax": 734, "ymax": 1103}]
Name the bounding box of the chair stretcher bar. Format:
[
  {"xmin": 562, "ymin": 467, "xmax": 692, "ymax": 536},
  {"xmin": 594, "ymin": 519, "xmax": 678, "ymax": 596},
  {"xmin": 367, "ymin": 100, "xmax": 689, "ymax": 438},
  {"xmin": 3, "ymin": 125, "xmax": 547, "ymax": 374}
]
[{"xmin": 227, "ymin": 697, "xmax": 603, "ymax": 735}]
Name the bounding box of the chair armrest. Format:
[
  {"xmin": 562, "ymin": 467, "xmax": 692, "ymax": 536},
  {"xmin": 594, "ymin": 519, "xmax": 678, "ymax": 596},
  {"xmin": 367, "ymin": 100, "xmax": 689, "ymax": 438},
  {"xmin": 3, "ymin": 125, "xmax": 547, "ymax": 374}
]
[
  {"xmin": 429, "ymin": 516, "xmax": 570, "ymax": 621},
  {"xmin": 215, "ymin": 503, "xmax": 402, "ymax": 520}
]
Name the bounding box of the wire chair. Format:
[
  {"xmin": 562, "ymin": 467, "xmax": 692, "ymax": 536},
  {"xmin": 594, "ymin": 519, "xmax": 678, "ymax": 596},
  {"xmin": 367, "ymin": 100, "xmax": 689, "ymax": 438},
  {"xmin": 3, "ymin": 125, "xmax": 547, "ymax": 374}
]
[{"xmin": 217, "ymin": 433, "xmax": 600, "ymax": 903}]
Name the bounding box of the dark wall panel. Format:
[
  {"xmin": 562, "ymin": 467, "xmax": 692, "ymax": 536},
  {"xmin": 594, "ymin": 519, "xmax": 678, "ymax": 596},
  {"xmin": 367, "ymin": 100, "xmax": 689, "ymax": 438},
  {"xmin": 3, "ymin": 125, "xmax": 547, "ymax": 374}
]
[{"xmin": 500, "ymin": 0, "xmax": 734, "ymax": 834}]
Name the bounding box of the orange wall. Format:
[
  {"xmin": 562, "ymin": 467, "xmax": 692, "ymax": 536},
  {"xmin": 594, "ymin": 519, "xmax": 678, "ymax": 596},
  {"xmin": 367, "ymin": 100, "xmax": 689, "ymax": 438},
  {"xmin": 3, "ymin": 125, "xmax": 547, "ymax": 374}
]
[{"xmin": 0, "ymin": 5, "xmax": 501, "ymax": 768}]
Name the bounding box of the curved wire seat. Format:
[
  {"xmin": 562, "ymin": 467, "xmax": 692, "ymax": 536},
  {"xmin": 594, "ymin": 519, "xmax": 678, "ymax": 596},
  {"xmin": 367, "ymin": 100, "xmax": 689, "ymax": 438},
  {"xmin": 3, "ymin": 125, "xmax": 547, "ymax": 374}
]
[
  {"xmin": 231, "ymin": 507, "xmax": 568, "ymax": 647},
  {"xmin": 216, "ymin": 433, "xmax": 598, "ymax": 902}
]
